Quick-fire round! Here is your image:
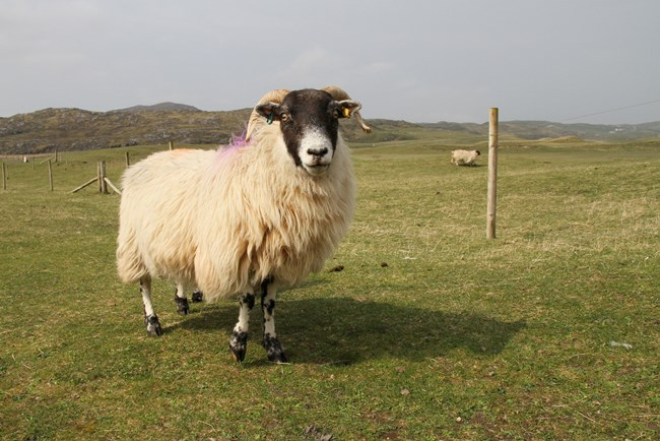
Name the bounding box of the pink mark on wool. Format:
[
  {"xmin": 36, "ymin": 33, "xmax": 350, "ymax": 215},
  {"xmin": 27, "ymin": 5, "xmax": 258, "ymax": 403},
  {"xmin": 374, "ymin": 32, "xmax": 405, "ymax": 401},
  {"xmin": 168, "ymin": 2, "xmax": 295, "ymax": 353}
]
[
  {"xmin": 215, "ymin": 133, "xmax": 251, "ymax": 163},
  {"xmin": 229, "ymin": 133, "xmax": 250, "ymax": 148}
]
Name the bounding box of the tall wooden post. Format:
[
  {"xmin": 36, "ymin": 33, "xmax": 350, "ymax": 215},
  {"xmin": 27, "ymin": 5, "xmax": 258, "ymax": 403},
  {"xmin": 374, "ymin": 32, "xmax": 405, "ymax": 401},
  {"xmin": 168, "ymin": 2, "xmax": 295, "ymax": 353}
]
[
  {"xmin": 1, "ymin": 162, "xmax": 6, "ymax": 190},
  {"xmin": 98, "ymin": 161, "xmax": 108, "ymax": 194},
  {"xmin": 487, "ymin": 108, "xmax": 499, "ymax": 239},
  {"xmin": 168, "ymin": 141, "xmax": 173, "ymax": 150},
  {"xmin": 125, "ymin": 151, "xmax": 130, "ymax": 167},
  {"xmin": 48, "ymin": 160, "xmax": 54, "ymax": 191}
]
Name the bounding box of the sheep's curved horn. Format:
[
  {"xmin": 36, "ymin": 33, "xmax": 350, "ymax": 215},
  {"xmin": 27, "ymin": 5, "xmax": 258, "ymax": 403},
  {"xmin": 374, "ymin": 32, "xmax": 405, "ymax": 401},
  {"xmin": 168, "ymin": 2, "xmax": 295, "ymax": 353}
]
[{"xmin": 322, "ymin": 86, "xmax": 372, "ymax": 133}]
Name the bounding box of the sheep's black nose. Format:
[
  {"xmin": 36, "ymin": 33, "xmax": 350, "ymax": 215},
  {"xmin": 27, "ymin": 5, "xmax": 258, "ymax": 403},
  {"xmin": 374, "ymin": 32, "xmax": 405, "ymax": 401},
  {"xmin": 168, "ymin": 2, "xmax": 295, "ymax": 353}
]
[{"xmin": 307, "ymin": 147, "xmax": 329, "ymax": 158}]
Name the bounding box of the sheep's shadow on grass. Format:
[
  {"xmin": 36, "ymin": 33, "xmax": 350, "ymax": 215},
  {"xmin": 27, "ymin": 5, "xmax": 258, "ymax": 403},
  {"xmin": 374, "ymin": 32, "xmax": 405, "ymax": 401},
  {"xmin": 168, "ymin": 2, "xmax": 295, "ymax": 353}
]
[
  {"xmin": 454, "ymin": 163, "xmax": 485, "ymax": 168},
  {"xmin": 175, "ymin": 297, "xmax": 526, "ymax": 364}
]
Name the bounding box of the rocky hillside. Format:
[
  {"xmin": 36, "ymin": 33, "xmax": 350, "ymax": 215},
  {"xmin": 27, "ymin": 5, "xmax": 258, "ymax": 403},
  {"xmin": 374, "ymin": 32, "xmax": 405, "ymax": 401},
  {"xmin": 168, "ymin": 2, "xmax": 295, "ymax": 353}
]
[
  {"xmin": 0, "ymin": 104, "xmax": 380, "ymax": 155},
  {"xmin": 1, "ymin": 103, "xmax": 659, "ymax": 155},
  {"xmin": 420, "ymin": 120, "xmax": 660, "ymax": 141},
  {"xmin": 0, "ymin": 106, "xmax": 253, "ymax": 154},
  {"xmin": 114, "ymin": 102, "xmax": 202, "ymax": 113}
]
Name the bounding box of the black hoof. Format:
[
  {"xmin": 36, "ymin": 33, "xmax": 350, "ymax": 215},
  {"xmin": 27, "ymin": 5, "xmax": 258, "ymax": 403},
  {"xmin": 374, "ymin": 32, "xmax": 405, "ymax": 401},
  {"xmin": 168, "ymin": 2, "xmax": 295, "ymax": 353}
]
[
  {"xmin": 229, "ymin": 331, "xmax": 248, "ymax": 362},
  {"xmin": 264, "ymin": 334, "xmax": 288, "ymax": 363},
  {"xmin": 145, "ymin": 315, "xmax": 163, "ymax": 336},
  {"xmin": 174, "ymin": 297, "xmax": 189, "ymax": 315},
  {"xmin": 191, "ymin": 291, "xmax": 204, "ymax": 303},
  {"xmin": 269, "ymin": 351, "xmax": 289, "ymax": 364}
]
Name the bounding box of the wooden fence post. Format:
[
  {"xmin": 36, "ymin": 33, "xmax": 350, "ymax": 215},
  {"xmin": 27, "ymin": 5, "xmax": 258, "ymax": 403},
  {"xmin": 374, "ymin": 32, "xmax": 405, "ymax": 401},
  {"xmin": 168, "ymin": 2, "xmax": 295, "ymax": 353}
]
[
  {"xmin": 48, "ymin": 160, "xmax": 54, "ymax": 191},
  {"xmin": 125, "ymin": 151, "xmax": 130, "ymax": 167},
  {"xmin": 2, "ymin": 162, "xmax": 6, "ymax": 190},
  {"xmin": 169, "ymin": 141, "xmax": 173, "ymax": 150},
  {"xmin": 70, "ymin": 177, "xmax": 98, "ymax": 194},
  {"xmin": 487, "ymin": 107, "xmax": 499, "ymax": 239},
  {"xmin": 98, "ymin": 161, "xmax": 108, "ymax": 194},
  {"xmin": 104, "ymin": 177, "xmax": 122, "ymax": 195}
]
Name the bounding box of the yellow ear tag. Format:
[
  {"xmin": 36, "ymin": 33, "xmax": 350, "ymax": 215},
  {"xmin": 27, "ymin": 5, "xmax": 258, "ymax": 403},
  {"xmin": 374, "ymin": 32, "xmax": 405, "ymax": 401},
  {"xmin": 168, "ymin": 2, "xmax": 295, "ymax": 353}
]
[{"xmin": 343, "ymin": 107, "xmax": 352, "ymax": 118}]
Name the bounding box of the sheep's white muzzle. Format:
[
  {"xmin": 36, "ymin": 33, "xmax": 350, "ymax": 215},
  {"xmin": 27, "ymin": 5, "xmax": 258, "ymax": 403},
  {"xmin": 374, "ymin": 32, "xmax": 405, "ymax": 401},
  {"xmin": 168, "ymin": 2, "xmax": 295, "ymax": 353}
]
[
  {"xmin": 304, "ymin": 164, "xmax": 330, "ymax": 176},
  {"xmin": 299, "ymin": 129, "xmax": 333, "ymax": 176}
]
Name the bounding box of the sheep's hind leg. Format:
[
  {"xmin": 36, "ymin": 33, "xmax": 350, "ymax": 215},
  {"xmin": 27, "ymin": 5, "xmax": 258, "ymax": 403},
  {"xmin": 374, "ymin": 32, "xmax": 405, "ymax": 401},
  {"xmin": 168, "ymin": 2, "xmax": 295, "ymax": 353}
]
[
  {"xmin": 140, "ymin": 276, "xmax": 163, "ymax": 336},
  {"xmin": 191, "ymin": 288, "xmax": 204, "ymax": 303},
  {"xmin": 261, "ymin": 280, "xmax": 288, "ymax": 363},
  {"xmin": 173, "ymin": 282, "xmax": 190, "ymax": 316},
  {"xmin": 229, "ymin": 290, "xmax": 255, "ymax": 362}
]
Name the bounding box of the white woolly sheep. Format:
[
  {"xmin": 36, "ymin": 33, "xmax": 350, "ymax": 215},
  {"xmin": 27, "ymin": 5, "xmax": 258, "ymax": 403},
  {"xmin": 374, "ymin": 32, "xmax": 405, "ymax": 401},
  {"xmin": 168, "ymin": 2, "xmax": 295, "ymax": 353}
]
[
  {"xmin": 451, "ymin": 149, "xmax": 481, "ymax": 166},
  {"xmin": 116, "ymin": 87, "xmax": 368, "ymax": 363}
]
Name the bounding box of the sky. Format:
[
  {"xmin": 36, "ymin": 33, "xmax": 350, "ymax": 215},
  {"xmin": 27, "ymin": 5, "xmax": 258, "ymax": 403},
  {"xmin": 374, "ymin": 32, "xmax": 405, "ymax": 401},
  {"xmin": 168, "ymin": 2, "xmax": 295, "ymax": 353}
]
[{"xmin": 1, "ymin": 0, "xmax": 660, "ymax": 124}]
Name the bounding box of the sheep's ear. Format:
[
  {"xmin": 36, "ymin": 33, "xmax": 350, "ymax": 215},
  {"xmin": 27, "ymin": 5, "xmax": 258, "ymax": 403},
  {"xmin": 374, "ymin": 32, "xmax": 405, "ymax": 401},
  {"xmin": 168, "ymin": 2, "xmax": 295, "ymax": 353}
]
[
  {"xmin": 256, "ymin": 102, "xmax": 282, "ymax": 122},
  {"xmin": 336, "ymin": 100, "xmax": 362, "ymax": 119}
]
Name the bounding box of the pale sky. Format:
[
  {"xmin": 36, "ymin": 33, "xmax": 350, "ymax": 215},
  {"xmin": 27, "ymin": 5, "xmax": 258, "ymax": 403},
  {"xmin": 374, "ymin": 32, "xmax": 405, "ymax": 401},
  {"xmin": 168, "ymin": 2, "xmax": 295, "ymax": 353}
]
[{"xmin": 2, "ymin": 0, "xmax": 659, "ymax": 124}]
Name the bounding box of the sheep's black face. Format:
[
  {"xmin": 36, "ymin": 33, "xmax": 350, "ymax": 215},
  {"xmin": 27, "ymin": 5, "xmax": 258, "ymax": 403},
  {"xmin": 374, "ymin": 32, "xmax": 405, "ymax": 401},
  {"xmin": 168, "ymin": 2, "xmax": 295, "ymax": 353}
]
[{"xmin": 256, "ymin": 89, "xmax": 361, "ymax": 176}]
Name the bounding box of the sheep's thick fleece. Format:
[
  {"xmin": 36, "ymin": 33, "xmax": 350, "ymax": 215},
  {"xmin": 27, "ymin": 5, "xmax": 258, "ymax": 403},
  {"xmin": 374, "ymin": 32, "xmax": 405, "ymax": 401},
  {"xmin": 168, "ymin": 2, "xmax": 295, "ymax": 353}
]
[
  {"xmin": 451, "ymin": 149, "xmax": 480, "ymax": 166},
  {"xmin": 116, "ymin": 125, "xmax": 355, "ymax": 301}
]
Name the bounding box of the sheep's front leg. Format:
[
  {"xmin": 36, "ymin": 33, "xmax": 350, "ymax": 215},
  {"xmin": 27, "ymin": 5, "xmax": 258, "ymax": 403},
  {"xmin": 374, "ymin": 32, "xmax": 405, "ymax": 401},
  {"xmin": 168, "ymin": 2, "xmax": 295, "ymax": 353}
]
[
  {"xmin": 229, "ymin": 291, "xmax": 255, "ymax": 362},
  {"xmin": 140, "ymin": 276, "xmax": 163, "ymax": 336},
  {"xmin": 261, "ymin": 280, "xmax": 288, "ymax": 363}
]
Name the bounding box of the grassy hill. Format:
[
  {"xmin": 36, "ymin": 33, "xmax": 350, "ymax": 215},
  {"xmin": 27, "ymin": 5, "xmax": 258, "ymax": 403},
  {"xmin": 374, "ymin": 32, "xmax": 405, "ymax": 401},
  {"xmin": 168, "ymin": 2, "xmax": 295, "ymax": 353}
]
[
  {"xmin": 1, "ymin": 139, "xmax": 658, "ymax": 439},
  {"xmin": 114, "ymin": 102, "xmax": 202, "ymax": 113},
  {"xmin": 421, "ymin": 120, "xmax": 660, "ymax": 141},
  {"xmin": 2, "ymin": 104, "xmax": 660, "ymax": 155},
  {"xmin": 0, "ymin": 107, "xmax": 252, "ymax": 155}
]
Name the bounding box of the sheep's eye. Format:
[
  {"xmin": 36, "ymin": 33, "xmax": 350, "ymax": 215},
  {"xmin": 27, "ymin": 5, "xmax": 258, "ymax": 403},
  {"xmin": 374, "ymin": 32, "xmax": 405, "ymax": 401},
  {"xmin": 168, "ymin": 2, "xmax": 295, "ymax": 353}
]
[
  {"xmin": 280, "ymin": 113, "xmax": 290, "ymax": 123},
  {"xmin": 332, "ymin": 109, "xmax": 340, "ymax": 119}
]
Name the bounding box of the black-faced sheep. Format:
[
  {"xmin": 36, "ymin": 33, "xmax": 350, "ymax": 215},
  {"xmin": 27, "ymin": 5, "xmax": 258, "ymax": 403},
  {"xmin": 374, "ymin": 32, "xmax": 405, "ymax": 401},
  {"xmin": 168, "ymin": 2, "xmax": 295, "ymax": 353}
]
[
  {"xmin": 451, "ymin": 149, "xmax": 481, "ymax": 166},
  {"xmin": 116, "ymin": 87, "xmax": 367, "ymax": 363}
]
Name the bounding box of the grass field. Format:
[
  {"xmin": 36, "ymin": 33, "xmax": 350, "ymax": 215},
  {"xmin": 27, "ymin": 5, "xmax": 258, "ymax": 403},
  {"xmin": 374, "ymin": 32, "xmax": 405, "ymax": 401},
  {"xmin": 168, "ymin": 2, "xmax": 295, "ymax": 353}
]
[{"xmin": 1, "ymin": 136, "xmax": 659, "ymax": 440}]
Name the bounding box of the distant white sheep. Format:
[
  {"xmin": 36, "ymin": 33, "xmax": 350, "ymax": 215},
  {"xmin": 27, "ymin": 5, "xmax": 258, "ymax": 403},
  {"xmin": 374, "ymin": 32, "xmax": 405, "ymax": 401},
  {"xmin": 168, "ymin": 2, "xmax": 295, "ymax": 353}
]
[
  {"xmin": 451, "ymin": 149, "xmax": 481, "ymax": 166},
  {"xmin": 116, "ymin": 87, "xmax": 369, "ymax": 363}
]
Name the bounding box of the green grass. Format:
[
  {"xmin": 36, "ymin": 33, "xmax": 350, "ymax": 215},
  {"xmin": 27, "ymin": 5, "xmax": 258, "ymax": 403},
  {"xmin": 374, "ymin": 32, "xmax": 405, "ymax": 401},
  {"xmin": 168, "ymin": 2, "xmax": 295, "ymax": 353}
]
[{"xmin": 1, "ymin": 138, "xmax": 659, "ymax": 440}]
